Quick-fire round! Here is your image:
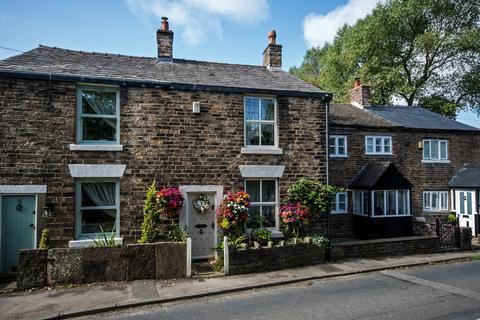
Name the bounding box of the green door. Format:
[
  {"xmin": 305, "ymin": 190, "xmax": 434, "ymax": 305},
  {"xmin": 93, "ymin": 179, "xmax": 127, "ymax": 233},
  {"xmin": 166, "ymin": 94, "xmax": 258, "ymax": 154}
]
[{"xmin": 1, "ymin": 195, "xmax": 36, "ymax": 273}]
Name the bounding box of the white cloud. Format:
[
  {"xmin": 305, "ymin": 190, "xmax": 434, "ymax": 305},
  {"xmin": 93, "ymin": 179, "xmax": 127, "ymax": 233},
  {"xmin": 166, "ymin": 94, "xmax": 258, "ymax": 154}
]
[
  {"xmin": 303, "ymin": 0, "xmax": 385, "ymax": 48},
  {"xmin": 125, "ymin": 0, "xmax": 268, "ymax": 45}
]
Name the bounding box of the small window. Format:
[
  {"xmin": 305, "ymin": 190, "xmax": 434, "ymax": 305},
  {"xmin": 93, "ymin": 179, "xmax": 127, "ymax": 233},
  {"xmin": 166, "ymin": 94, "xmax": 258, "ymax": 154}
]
[
  {"xmin": 77, "ymin": 87, "xmax": 120, "ymax": 144},
  {"xmin": 365, "ymin": 136, "xmax": 392, "ymax": 155},
  {"xmin": 329, "ymin": 135, "xmax": 347, "ymax": 157},
  {"xmin": 245, "ymin": 179, "xmax": 278, "ymax": 228},
  {"xmin": 423, "ymin": 139, "xmax": 448, "ymax": 162},
  {"xmin": 353, "ymin": 191, "xmax": 369, "ymax": 216},
  {"xmin": 76, "ymin": 179, "xmax": 120, "ymax": 238},
  {"xmin": 244, "ymin": 97, "xmax": 277, "ymax": 147},
  {"xmin": 331, "ymin": 192, "xmax": 348, "ymax": 214},
  {"xmin": 423, "ymin": 191, "xmax": 448, "ymax": 212}
]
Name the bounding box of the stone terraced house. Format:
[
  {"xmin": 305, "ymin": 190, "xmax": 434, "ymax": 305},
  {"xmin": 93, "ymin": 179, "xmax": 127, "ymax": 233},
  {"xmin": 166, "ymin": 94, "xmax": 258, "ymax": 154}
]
[
  {"xmin": 328, "ymin": 80, "xmax": 480, "ymax": 239},
  {"xmin": 0, "ymin": 19, "xmax": 331, "ymax": 271},
  {"xmin": 0, "ymin": 18, "xmax": 479, "ymax": 273}
]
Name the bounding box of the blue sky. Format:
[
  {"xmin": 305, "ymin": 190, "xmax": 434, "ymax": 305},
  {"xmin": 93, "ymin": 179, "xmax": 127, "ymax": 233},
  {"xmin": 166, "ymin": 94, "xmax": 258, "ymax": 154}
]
[{"xmin": 1, "ymin": 0, "xmax": 479, "ymax": 127}]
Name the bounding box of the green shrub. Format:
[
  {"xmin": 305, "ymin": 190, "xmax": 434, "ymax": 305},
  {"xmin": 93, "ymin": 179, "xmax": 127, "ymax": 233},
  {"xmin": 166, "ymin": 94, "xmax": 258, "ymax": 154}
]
[
  {"xmin": 286, "ymin": 178, "xmax": 340, "ymax": 220},
  {"xmin": 167, "ymin": 224, "xmax": 188, "ymax": 242},
  {"xmin": 253, "ymin": 229, "xmax": 272, "ymax": 244},
  {"xmin": 310, "ymin": 233, "xmax": 329, "ymax": 248},
  {"xmin": 139, "ymin": 181, "xmax": 161, "ymax": 243},
  {"xmin": 38, "ymin": 228, "xmax": 50, "ymax": 250},
  {"xmin": 446, "ymin": 213, "xmax": 457, "ymax": 225}
]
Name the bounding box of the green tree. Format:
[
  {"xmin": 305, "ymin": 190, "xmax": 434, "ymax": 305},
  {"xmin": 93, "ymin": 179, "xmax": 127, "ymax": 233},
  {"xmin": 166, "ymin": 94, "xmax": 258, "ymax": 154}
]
[
  {"xmin": 139, "ymin": 181, "xmax": 160, "ymax": 243},
  {"xmin": 291, "ymin": 0, "xmax": 480, "ymax": 117}
]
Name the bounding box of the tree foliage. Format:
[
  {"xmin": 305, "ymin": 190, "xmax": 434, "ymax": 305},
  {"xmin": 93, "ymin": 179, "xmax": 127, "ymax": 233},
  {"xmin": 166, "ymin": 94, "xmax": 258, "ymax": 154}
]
[
  {"xmin": 286, "ymin": 178, "xmax": 339, "ymax": 218},
  {"xmin": 139, "ymin": 181, "xmax": 161, "ymax": 243},
  {"xmin": 290, "ymin": 0, "xmax": 480, "ymax": 117}
]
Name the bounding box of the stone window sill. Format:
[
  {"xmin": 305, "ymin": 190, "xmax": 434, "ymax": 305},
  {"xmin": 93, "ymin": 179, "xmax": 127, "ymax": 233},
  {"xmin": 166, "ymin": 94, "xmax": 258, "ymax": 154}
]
[
  {"xmin": 68, "ymin": 237, "xmax": 123, "ymax": 248},
  {"xmin": 241, "ymin": 147, "xmax": 283, "ymax": 155},
  {"xmin": 421, "ymin": 160, "xmax": 450, "ymax": 164},
  {"xmin": 69, "ymin": 144, "xmax": 123, "ymax": 151}
]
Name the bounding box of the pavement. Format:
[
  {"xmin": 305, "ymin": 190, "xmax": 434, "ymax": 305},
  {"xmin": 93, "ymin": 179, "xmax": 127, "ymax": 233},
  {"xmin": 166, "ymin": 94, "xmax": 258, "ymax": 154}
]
[{"xmin": 0, "ymin": 249, "xmax": 479, "ymax": 320}]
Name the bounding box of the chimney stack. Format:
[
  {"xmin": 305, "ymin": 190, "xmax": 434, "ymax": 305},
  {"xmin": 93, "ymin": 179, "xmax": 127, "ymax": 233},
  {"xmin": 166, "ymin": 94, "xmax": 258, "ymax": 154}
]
[
  {"xmin": 350, "ymin": 78, "xmax": 371, "ymax": 108},
  {"xmin": 263, "ymin": 30, "xmax": 282, "ymax": 70},
  {"xmin": 157, "ymin": 17, "xmax": 173, "ymax": 62}
]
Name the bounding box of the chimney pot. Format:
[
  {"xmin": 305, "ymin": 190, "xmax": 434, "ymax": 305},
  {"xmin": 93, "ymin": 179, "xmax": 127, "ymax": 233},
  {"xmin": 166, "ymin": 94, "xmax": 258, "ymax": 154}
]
[
  {"xmin": 268, "ymin": 30, "xmax": 276, "ymax": 45},
  {"xmin": 161, "ymin": 17, "xmax": 169, "ymax": 31},
  {"xmin": 354, "ymin": 77, "xmax": 361, "ymax": 88}
]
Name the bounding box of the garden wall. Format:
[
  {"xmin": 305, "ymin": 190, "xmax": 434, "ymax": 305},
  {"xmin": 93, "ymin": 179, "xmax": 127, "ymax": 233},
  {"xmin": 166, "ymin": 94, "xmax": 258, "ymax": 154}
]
[
  {"xmin": 329, "ymin": 235, "xmax": 440, "ymax": 261},
  {"xmin": 17, "ymin": 242, "xmax": 189, "ymax": 290},
  {"xmin": 226, "ymin": 243, "xmax": 326, "ymax": 275}
]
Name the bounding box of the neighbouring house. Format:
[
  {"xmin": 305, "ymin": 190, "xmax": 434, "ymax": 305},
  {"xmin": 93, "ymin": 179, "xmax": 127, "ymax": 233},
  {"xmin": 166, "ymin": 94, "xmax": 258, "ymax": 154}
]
[
  {"xmin": 0, "ymin": 18, "xmax": 331, "ymax": 271},
  {"xmin": 328, "ymin": 79, "xmax": 480, "ymax": 239}
]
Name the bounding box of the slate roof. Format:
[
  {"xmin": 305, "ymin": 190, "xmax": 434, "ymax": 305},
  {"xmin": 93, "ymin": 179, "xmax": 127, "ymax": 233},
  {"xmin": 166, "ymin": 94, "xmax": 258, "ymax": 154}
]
[
  {"xmin": 330, "ymin": 104, "xmax": 479, "ymax": 132},
  {"xmin": 329, "ymin": 104, "xmax": 398, "ymax": 128},
  {"xmin": 0, "ymin": 45, "xmax": 329, "ymax": 98},
  {"xmin": 449, "ymin": 164, "xmax": 480, "ymax": 188},
  {"xmin": 349, "ymin": 163, "xmax": 411, "ymax": 189}
]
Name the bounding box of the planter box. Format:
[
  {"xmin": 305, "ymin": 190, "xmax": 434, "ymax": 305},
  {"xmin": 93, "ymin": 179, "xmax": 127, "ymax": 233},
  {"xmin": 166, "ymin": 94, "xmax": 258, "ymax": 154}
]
[
  {"xmin": 17, "ymin": 241, "xmax": 188, "ymax": 290},
  {"xmin": 227, "ymin": 243, "xmax": 326, "ymax": 275}
]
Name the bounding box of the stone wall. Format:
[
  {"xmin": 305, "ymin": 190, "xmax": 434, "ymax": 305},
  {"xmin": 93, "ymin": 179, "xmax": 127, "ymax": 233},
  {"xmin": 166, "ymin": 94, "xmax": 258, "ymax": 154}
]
[
  {"xmin": 227, "ymin": 243, "xmax": 326, "ymax": 275},
  {"xmin": 0, "ymin": 78, "xmax": 327, "ymax": 247},
  {"xmin": 328, "ymin": 126, "xmax": 480, "ymax": 237},
  {"xmin": 17, "ymin": 242, "xmax": 187, "ymax": 290},
  {"xmin": 330, "ymin": 235, "xmax": 440, "ymax": 261}
]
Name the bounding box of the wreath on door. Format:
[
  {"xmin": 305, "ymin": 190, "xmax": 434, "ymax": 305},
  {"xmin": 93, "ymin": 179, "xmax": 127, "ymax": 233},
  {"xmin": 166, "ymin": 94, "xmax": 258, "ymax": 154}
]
[{"xmin": 193, "ymin": 194, "xmax": 210, "ymax": 215}]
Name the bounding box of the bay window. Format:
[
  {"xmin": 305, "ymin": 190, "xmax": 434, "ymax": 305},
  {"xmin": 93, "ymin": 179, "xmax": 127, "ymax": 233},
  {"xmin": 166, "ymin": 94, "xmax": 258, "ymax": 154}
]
[
  {"xmin": 372, "ymin": 190, "xmax": 410, "ymax": 216},
  {"xmin": 353, "ymin": 191, "xmax": 369, "ymax": 215}
]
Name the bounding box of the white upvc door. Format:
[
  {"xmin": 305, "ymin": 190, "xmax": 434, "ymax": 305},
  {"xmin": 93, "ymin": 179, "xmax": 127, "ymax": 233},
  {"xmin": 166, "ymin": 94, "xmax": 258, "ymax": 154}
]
[{"xmin": 456, "ymin": 190, "xmax": 476, "ymax": 235}]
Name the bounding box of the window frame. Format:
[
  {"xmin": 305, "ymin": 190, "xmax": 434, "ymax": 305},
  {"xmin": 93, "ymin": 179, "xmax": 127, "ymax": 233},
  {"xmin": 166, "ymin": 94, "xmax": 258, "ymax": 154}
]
[
  {"xmin": 331, "ymin": 192, "xmax": 348, "ymax": 214},
  {"xmin": 75, "ymin": 178, "xmax": 120, "ymax": 239},
  {"xmin": 243, "ymin": 96, "xmax": 278, "ymax": 149},
  {"xmin": 422, "ymin": 139, "xmax": 449, "ymax": 162},
  {"xmin": 371, "ymin": 189, "xmax": 410, "ymax": 217},
  {"xmin": 423, "ymin": 191, "xmax": 449, "ymax": 212},
  {"xmin": 352, "ymin": 190, "xmax": 369, "ymax": 216},
  {"xmin": 244, "ymin": 179, "xmax": 279, "ymax": 230},
  {"xmin": 365, "ymin": 135, "xmax": 393, "ymax": 155},
  {"xmin": 76, "ymin": 85, "xmax": 121, "ymax": 145},
  {"xmin": 329, "ymin": 135, "xmax": 348, "ymax": 157}
]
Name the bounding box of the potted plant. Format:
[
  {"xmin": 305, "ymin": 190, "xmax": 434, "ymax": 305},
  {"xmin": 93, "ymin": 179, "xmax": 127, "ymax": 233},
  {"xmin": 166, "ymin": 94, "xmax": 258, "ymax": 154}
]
[
  {"xmin": 280, "ymin": 202, "xmax": 310, "ymax": 243},
  {"xmin": 253, "ymin": 229, "xmax": 272, "ymax": 248}
]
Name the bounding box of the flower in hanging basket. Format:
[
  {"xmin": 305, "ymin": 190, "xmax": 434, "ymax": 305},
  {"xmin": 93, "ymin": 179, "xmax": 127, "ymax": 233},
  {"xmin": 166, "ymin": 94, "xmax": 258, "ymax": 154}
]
[
  {"xmin": 280, "ymin": 202, "xmax": 310, "ymax": 238},
  {"xmin": 216, "ymin": 191, "xmax": 250, "ymax": 233},
  {"xmin": 156, "ymin": 187, "xmax": 184, "ymax": 217}
]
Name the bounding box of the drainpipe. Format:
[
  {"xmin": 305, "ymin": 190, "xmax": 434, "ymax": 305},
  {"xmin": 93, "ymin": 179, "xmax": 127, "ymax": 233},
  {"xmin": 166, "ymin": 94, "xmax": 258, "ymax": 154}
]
[{"xmin": 325, "ymin": 99, "xmax": 331, "ymax": 240}]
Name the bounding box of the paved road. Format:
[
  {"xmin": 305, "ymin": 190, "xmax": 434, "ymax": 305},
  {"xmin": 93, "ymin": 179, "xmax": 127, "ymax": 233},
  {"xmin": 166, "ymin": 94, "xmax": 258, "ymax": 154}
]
[{"xmin": 81, "ymin": 260, "xmax": 480, "ymax": 320}]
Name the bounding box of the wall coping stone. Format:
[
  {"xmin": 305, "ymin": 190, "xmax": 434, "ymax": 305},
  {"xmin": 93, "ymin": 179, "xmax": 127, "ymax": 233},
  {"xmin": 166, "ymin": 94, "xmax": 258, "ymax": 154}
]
[{"xmin": 331, "ymin": 235, "xmax": 438, "ymax": 247}]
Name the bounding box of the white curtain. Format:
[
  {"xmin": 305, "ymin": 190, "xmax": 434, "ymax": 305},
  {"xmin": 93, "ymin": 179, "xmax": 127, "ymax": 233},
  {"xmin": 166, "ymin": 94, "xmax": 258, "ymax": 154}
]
[
  {"xmin": 83, "ymin": 92, "xmax": 116, "ymax": 128},
  {"xmin": 83, "ymin": 182, "xmax": 116, "ymax": 217}
]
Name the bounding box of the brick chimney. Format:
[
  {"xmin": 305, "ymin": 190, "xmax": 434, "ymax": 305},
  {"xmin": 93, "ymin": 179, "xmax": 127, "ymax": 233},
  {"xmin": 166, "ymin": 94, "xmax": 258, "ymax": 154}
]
[
  {"xmin": 350, "ymin": 78, "xmax": 371, "ymax": 108},
  {"xmin": 263, "ymin": 30, "xmax": 282, "ymax": 70},
  {"xmin": 157, "ymin": 17, "xmax": 173, "ymax": 62}
]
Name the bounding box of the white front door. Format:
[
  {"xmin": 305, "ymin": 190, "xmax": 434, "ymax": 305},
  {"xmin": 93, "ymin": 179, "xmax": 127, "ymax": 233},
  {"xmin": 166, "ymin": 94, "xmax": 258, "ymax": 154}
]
[
  {"xmin": 188, "ymin": 192, "xmax": 216, "ymax": 259},
  {"xmin": 456, "ymin": 190, "xmax": 476, "ymax": 234}
]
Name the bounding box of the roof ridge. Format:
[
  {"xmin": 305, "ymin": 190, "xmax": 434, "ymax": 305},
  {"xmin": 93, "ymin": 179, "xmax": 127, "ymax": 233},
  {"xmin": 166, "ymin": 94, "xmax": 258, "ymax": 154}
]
[{"xmin": 36, "ymin": 45, "xmax": 267, "ymax": 69}]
